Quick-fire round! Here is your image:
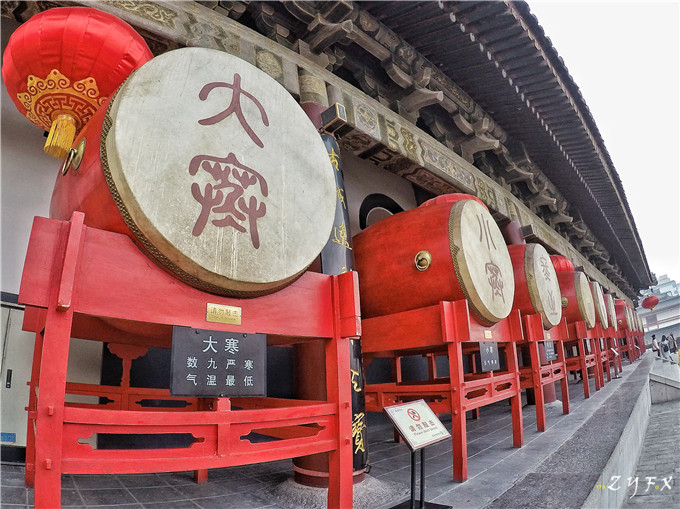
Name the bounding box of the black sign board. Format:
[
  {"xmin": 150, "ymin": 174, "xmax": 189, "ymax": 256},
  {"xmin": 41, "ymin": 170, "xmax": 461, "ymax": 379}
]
[
  {"xmin": 544, "ymin": 340, "xmax": 558, "ymax": 361},
  {"xmin": 479, "ymin": 342, "xmax": 500, "ymax": 372},
  {"xmin": 170, "ymin": 326, "xmax": 266, "ymax": 397}
]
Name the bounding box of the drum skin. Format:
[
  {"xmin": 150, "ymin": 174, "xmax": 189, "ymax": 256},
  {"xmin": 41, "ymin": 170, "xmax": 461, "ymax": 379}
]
[
  {"xmin": 50, "ymin": 47, "xmax": 337, "ymax": 297},
  {"xmin": 353, "ymin": 195, "xmax": 515, "ymax": 324},
  {"xmin": 507, "ymin": 243, "xmax": 562, "ymax": 329},
  {"xmin": 604, "ymin": 293, "xmax": 618, "ymax": 331},
  {"xmin": 590, "ymin": 281, "xmax": 609, "ymax": 329},
  {"xmin": 555, "ymin": 270, "xmax": 596, "ymax": 329}
]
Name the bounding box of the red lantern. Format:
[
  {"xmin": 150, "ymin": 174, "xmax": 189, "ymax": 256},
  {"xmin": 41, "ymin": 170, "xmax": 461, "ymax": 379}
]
[
  {"xmin": 2, "ymin": 7, "xmax": 153, "ymax": 159},
  {"xmin": 641, "ymin": 295, "xmax": 659, "ymax": 310}
]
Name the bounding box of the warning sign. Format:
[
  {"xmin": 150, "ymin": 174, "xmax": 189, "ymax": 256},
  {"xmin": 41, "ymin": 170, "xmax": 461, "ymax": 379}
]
[{"xmin": 384, "ymin": 400, "xmax": 451, "ymax": 451}]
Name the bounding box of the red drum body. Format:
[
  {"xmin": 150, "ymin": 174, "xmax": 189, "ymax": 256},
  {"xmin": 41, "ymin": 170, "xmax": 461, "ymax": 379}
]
[
  {"xmin": 49, "ymin": 47, "xmax": 337, "ymax": 297},
  {"xmin": 590, "ymin": 281, "xmax": 609, "ymax": 329},
  {"xmin": 604, "ymin": 293, "xmax": 618, "ymax": 331},
  {"xmin": 555, "ymin": 270, "xmax": 596, "ymax": 329},
  {"xmin": 507, "ymin": 243, "xmax": 562, "ymax": 329},
  {"xmin": 550, "ymin": 255, "xmax": 574, "ymax": 273},
  {"xmin": 353, "ymin": 195, "xmax": 515, "ymax": 324},
  {"xmin": 614, "ymin": 300, "xmax": 631, "ymax": 330}
]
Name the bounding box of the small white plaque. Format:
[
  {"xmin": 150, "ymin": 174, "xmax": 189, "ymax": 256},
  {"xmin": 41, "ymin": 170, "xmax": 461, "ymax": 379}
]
[{"xmin": 384, "ymin": 400, "xmax": 451, "ymax": 451}]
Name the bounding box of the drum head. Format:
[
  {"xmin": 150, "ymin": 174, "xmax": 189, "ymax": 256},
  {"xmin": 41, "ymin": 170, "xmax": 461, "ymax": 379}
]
[
  {"xmin": 625, "ymin": 307, "xmax": 633, "ymax": 331},
  {"xmin": 590, "ymin": 281, "xmax": 609, "ymax": 329},
  {"xmin": 524, "ymin": 243, "xmax": 562, "ymax": 329},
  {"xmin": 102, "ymin": 48, "xmax": 336, "ymax": 296},
  {"xmin": 605, "ymin": 293, "xmax": 617, "ymax": 331},
  {"xmin": 449, "ymin": 199, "xmax": 515, "ymax": 324},
  {"xmin": 573, "ymin": 272, "xmax": 596, "ymax": 329}
]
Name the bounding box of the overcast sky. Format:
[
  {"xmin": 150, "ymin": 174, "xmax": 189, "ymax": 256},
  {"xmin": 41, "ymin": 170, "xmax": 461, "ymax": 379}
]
[{"xmin": 526, "ymin": 1, "xmax": 680, "ymax": 288}]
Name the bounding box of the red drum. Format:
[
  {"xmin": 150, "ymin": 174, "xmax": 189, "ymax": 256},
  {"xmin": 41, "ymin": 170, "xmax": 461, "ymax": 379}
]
[
  {"xmin": 49, "ymin": 48, "xmax": 337, "ymax": 297},
  {"xmin": 590, "ymin": 281, "xmax": 609, "ymax": 329},
  {"xmin": 507, "ymin": 243, "xmax": 562, "ymax": 329},
  {"xmin": 614, "ymin": 300, "xmax": 631, "ymax": 330},
  {"xmin": 353, "ymin": 194, "xmax": 515, "ymax": 324},
  {"xmin": 554, "ymin": 270, "xmax": 596, "ymax": 329},
  {"xmin": 604, "ymin": 293, "xmax": 618, "ymax": 331},
  {"xmin": 550, "ymin": 254, "xmax": 574, "ymax": 273}
]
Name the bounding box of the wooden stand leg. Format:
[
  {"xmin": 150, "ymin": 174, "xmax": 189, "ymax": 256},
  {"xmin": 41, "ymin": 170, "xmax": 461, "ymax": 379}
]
[
  {"xmin": 557, "ymin": 341, "xmax": 570, "ymax": 416},
  {"xmin": 33, "ymin": 308, "xmax": 73, "ymax": 508},
  {"xmin": 392, "ymin": 356, "xmax": 403, "ymax": 443},
  {"xmin": 193, "ymin": 469, "xmax": 208, "ymax": 483},
  {"xmin": 25, "ymin": 327, "xmax": 45, "ymax": 488},
  {"xmin": 529, "ymin": 341, "xmax": 546, "ymax": 432},
  {"xmin": 579, "ymin": 342, "xmax": 590, "ymax": 399},
  {"xmin": 326, "ymin": 333, "xmax": 352, "ymax": 509},
  {"xmin": 447, "ymin": 341, "xmax": 467, "ymax": 482},
  {"xmin": 592, "ymin": 340, "xmax": 603, "ymax": 390},
  {"xmin": 505, "ymin": 342, "xmax": 523, "ymax": 447}
]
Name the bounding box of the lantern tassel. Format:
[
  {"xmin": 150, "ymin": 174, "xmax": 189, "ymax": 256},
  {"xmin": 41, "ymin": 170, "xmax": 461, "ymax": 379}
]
[{"xmin": 44, "ymin": 114, "xmax": 77, "ymax": 159}]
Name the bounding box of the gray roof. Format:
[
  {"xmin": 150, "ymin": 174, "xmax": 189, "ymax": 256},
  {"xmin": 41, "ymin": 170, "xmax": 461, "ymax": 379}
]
[{"xmin": 363, "ymin": 0, "xmax": 654, "ymax": 291}]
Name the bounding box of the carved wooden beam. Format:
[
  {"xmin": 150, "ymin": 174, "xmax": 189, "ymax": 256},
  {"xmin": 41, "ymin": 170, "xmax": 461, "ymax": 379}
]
[{"xmin": 2, "ymin": 0, "xmax": 633, "ymax": 304}]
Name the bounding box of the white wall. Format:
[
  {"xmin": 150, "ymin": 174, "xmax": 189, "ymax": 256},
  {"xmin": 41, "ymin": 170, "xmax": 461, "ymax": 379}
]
[
  {"xmin": 341, "ymin": 149, "xmax": 418, "ymax": 237},
  {"xmin": 1, "ymin": 17, "xmax": 103, "ymax": 450},
  {"xmin": 2, "ymin": 18, "xmax": 60, "ymax": 295}
]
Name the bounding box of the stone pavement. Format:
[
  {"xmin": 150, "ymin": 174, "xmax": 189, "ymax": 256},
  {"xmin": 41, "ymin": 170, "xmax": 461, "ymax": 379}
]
[
  {"xmin": 1, "ymin": 352, "xmax": 670, "ymax": 508},
  {"xmin": 622, "ymin": 399, "xmax": 679, "ymax": 508}
]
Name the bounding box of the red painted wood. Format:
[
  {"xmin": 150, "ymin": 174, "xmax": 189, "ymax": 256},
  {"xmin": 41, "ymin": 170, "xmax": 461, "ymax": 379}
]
[
  {"xmin": 550, "ymin": 255, "xmax": 574, "ymax": 272},
  {"xmin": 20, "ymin": 217, "xmax": 336, "ymax": 339},
  {"xmin": 20, "ymin": 216, "xmax": 358, "ymax": 508},
  {"xmin": 326, "ymin": 275, "xmax": 353, "ymax": 508},
  {"xmin": 362, "ymin": 300, "xmax": 523, "ymax": 482},
  {"xmin": 556, "ymin": 271, "xmax": 594, "ymax": 326},
  {"xmin": 564, "ymin": 321, "xmax": 606, "ymax": 398},
  {"xmin": 24, "ymin": 329, "xmax": 44, "ymax": 487},
  {"xmin": 33, "ymin": 214, "xmax": 87, "ymax": 508}
]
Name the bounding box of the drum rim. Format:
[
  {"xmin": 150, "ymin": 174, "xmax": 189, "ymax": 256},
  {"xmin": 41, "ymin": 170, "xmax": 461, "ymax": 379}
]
[
  {"xmin": 573, "ymin": 272, "xmax": 597, "ymax": 329},
  {"xmin": 590, "ymin": 280, "xmax": 609, "ymax": 329},
  {"xmin": 448, "ymin": 199, "xmax": 514, "ymax": 324},
  {"xmin": 524, "ymin": 243, "xmax": 562, "ymax": 329},
  {"xmin": 604, "ymin": 293, "xmax": 618, "ymax": 331}
]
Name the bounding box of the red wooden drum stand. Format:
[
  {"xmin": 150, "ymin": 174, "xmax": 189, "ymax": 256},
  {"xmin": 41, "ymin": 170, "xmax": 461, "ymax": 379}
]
[
  {"xmin": 614, "ymin": 301, "xmax": 637, "ymax": 364},
  {"xmin": 361, "ymin": 301, "xmax": 524, "ymax": 482},
  {"xmin": 564, "ymin": 322, "xmax": 604, "ymax": 399},
  {"xmin": 593, "ymin": 328, "xmax": 612, "ymax": 383},
  {"xmin": 517, "ymin": 315, "xmax": 570, "ymax": 431},
  {"xmin": 19, "ymin": 213, "xmax": 358, "ymax": 509}
]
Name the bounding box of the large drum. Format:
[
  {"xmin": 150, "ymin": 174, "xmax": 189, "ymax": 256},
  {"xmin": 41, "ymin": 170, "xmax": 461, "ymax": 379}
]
[
  {"xmin": 507, "ymin": 243, "xmax": 562, "ymax": 329},
  {"xmin": 50, "ymin": 48, "xmax": 337, "ymax": 297},
  {"xmin": 604, "ymin": 293, "xmax": 618, "ymax": 331},
  {"xmin": 630, "ymin": 308, "xmax": 639, "ymax": 332},
  {"xmin": 614, "ymin": 300, "xmax": 631, "ymax": 330},
  {"xmin": 550, "ymin": 259, "xmax": 596, "ymax": 329},
  {"xmin": 589, "ymin": 281, "xmax": 609, "ymax": 329},
  {"xmin": 353, "ymin": 194, "xmax": 515, "ymax": 324}
]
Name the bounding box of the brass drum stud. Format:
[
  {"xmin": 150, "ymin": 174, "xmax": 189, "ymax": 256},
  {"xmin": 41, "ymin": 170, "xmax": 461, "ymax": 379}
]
[{"xmin": 415, "ymin": 250, "xmax": 432, "ymax": 271}]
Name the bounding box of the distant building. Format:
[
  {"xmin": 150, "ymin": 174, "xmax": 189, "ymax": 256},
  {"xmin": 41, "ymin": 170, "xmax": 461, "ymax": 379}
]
[{"xmin": 638, "ymin": 274, "xmax": 680, "ymax": 343}]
